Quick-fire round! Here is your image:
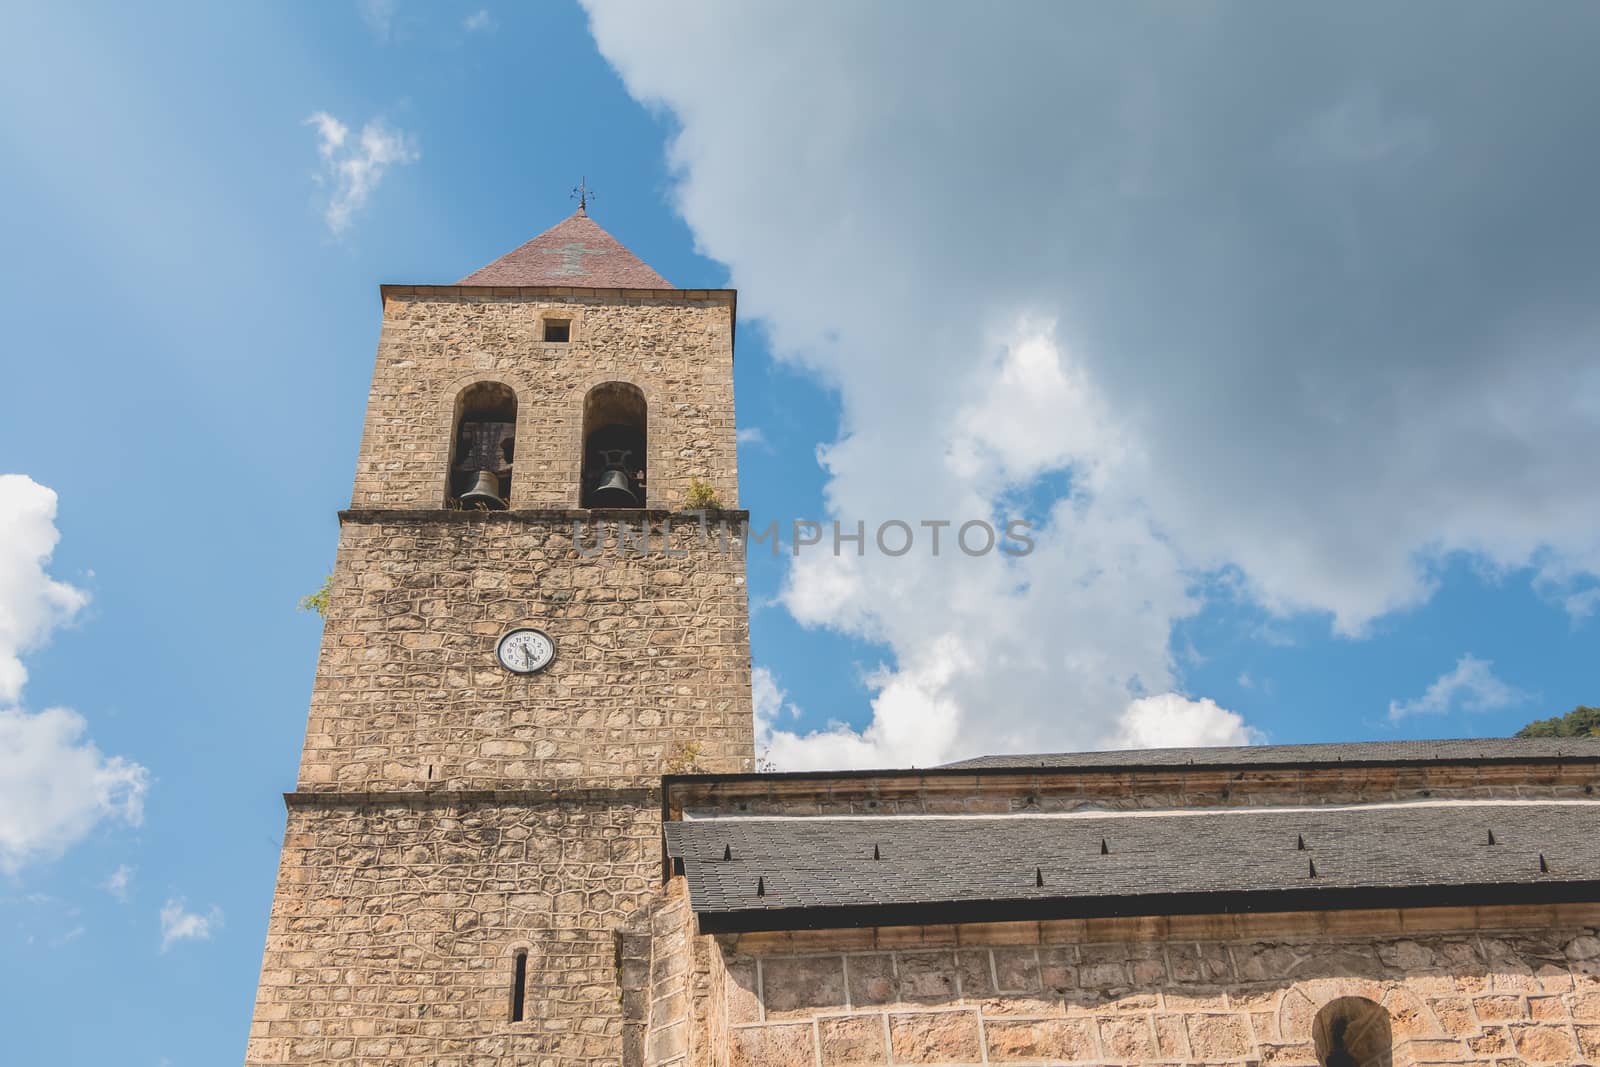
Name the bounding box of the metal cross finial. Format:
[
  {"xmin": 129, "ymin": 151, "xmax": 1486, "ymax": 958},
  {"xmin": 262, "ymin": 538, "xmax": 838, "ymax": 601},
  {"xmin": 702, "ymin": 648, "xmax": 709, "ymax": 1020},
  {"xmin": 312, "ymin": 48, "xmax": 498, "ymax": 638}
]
[{"xmin": 572, "ymin": 176, "xmax": 595, "ymax": 212}]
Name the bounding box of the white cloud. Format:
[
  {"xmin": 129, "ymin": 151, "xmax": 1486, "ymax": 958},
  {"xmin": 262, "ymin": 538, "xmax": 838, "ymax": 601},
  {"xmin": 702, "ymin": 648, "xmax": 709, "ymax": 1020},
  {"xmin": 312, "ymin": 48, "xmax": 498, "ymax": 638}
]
[
  {"xmin": 584, "ymin": 4, "xmax": 1600, "ymax": 767},
  {"xmin": 0, "ymin": 475, "xmax": 148, "ymax": 872},
  {"xmin": 735, "ymin": 426, "xmax": 768, "ymax": 448},
  {"xmin": 752, "ymin": 666, "xmax": 794, "ymax": 723},
  {"xmin": 1109, "ymin": 694, "xmax": 1264, "ymax": 750},
  {"xmin": 463, "ymin": 9, "xmax": 495, "ymax": 32},
  {"xmin": 1387, "ymin": 654, "xmax": 1526, "ymax": 722},
  {"xmin": 306, "ymin": 112, "xmax": 347, "ymax": 162},
  {"xmin": 0, "ymin": 475, "xmax": 88, "ymax": 703},
  {"xmin": 305, "ymin": 112, "xmax": 418, "ymax": 236},
  {"xmin": 104, "ymin": 864, "xmax": 134, "ymax": 901},
  {"xmin": 754, "ymin": 665, "xmax": 893, "ymax": 771},
  {"xmin": 159, "ymin": 898, "xmax": 222, "ymax": 951},
  {"xmin": 0, "ymin": 707, "xmax": 148, "ymax": 873}
]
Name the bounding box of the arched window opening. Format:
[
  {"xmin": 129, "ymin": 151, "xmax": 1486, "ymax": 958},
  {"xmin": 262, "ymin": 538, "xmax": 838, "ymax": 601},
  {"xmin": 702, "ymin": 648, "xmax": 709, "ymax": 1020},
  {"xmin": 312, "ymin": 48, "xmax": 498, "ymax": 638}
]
[
  {"xmin": 510, "ymin": 949, "xmax": 528, "ymax": 1023},
  {"xmin": 1313, "ymin": 997, "xmax": 1393, "ymax": 1067},
  {"xmin": 450, "ymin": 382, "xmax": 517, "ymax": 509},
  {"xmin": 581, "ymin": 382, "xmax": 647, "ymax": 508}
]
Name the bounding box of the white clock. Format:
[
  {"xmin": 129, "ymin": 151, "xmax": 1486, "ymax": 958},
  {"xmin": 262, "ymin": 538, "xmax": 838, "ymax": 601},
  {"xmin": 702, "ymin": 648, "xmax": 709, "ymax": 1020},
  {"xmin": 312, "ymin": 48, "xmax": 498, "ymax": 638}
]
[{"xmin": 496, "ymin": 628, "xmax": 555, "ymax": 674}]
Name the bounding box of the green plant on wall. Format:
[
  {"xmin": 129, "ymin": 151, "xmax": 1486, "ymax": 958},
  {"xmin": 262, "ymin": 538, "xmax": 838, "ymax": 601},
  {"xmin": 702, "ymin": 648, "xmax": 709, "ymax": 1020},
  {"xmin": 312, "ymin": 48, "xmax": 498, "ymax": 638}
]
[
  {"xmin": 298, "ymin": 574, "xmax": 332, "ymax": 618},
  {"xmin": 681, "ymin": 478, "xmax": 724, "ymax": 512}
]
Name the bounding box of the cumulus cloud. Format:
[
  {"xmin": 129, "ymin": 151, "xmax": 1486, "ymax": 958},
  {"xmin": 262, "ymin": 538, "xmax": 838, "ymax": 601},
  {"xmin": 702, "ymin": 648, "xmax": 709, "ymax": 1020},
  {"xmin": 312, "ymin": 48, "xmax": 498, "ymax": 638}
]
[
  {"xmin": 0, "ymin": 475, "xmax": 148, "ymax": 872},
  {"xmin": 305, "ymin": 111, "xmax": 418, "ymax": 236},
  {"xmin": 586, "ymin": 3, "xmax": 1600, "ymax": 765},
  {"xmin": 754, "ymin": 663, "xmax": 892, "ymax": 771},
  {"xmin": 0, "ymin": 706, "xmax": 147, "ymax": 873},
  {"xmin": 0, "ymin": 475, "xmax": 88, "ymax": 702},
  {"xmin": 463, "ymin": 9, "xmax": 495, "ymax": 33},
  {"xmin": 1388, "ymin": 654, "xmax": 1526, "ymax": 722},
  {"xmin": 159, "ymin": 898, "xmax": 222, "ymax": 951},
  {"xmin": 1109, "ymin": 694, "xmax": 1264, "ymax": 750}
]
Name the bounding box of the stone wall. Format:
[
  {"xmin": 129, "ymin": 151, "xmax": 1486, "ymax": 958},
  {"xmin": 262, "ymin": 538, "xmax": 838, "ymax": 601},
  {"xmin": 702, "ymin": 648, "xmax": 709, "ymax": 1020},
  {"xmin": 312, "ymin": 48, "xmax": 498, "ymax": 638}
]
[
  {"xmin": 622, "ymin": 879, "xmax": 724, "ymax": 1067},
  {"xmin": 708, "ymin": 904, "xmax": 1600, "ymax": 1067},
  {"xmin": 245, "ymin": 796, "xmax": 665, "ymax": 1067},
  {"xmin": 352, "ymin": 289, "xmax": 738, "ymax": 511},
  {"xmin": 297, "ymin": 511, "xmax": 755, "ymax": 792},
  {"xmin": 669, "ymin": 763, "xmax": 1600, "ymax": 820}
]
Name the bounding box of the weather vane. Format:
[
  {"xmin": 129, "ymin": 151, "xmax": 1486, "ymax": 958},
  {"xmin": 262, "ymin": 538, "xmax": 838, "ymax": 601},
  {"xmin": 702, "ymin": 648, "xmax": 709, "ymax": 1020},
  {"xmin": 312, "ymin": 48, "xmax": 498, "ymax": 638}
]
[{"xmin": 572, "ymin": 176, "xmax": 596, "ymax": 212}]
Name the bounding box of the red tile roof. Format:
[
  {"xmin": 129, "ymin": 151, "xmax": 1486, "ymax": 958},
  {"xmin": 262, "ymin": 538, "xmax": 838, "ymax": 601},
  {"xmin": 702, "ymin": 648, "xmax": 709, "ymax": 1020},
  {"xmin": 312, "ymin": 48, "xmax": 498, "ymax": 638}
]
[{"xmin": 456, "ymin": 208, "xmax": 672, "ymax": 288}]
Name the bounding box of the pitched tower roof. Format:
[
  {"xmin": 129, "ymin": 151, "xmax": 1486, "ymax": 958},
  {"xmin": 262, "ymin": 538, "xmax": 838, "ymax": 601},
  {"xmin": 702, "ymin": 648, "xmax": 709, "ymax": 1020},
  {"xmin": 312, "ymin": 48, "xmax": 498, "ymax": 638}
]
[{"xmin": 456, "ymin": 207, "xmax": 672, "ymax": 288}]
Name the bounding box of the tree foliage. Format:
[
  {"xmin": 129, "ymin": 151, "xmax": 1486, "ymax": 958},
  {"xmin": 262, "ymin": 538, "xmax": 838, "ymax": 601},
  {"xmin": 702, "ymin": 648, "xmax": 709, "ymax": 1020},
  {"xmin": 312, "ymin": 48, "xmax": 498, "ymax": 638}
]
[{"xmin": 1516, "ymin": 705, "xmax": 1600, "ymax": 738}]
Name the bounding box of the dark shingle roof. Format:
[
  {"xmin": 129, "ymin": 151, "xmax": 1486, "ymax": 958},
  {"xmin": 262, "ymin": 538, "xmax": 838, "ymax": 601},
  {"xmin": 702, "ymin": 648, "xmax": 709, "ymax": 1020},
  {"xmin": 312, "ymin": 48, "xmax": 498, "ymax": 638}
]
[
  {"xmin": 942, "ymin": 737, "xmax": 1600, "ymax": 771},
  {"xmin": 665, "ymin": 801, "xmax": 1600, "ymax": 931},
  {"xmin": 457, "ymin": 209, "xmax": 671, "ymax": 288}
]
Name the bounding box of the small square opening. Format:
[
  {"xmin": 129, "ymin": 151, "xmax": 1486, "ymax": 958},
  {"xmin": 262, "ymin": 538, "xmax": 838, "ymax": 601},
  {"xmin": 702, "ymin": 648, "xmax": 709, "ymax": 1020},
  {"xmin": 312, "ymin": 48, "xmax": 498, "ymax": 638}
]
[{"xmin": 543, "ymin": 319, "xmax": 571, "ymax": 343}]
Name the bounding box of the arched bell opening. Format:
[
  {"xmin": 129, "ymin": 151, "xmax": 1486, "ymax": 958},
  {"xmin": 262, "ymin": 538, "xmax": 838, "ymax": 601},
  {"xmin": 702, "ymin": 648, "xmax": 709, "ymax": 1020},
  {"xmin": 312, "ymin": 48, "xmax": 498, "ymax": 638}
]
[
  {"xmin": 1313, "ymin": 996, "xmax": 1393, "ymax": 1067},
  {"xmin": 449, "ymin": 381, "xmax": 518, "ymax": 510},
  {"xmin": 581, "ymin": 382, "xmax": 647, "ymax": 508}
]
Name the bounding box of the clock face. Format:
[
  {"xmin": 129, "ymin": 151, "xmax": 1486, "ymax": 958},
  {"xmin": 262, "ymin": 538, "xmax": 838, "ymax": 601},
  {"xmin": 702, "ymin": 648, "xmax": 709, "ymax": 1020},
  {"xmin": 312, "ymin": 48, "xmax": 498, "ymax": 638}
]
[{"xmin": 496, "ymin": 628, "xmax": 555, "ymax": 674}]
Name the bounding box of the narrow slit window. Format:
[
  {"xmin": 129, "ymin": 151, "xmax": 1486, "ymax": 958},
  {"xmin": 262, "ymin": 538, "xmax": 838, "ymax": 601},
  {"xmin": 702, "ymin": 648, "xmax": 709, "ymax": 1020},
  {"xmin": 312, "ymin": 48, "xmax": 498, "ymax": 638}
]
[
  {"xmin": 510, "ymin": 950, "xmax": 528, "ymax": 1022},
  {"xmin": 543, "ymin": 319, "xmax": 571, "ymax": 343}
]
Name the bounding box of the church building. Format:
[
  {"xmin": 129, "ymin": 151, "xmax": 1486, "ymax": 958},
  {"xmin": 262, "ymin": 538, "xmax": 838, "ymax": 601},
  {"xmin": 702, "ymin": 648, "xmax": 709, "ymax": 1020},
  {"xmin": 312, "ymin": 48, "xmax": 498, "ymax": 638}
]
[{"xmin": 245, "ymin": 206, "xmax": 1600, "ymax": 1067}]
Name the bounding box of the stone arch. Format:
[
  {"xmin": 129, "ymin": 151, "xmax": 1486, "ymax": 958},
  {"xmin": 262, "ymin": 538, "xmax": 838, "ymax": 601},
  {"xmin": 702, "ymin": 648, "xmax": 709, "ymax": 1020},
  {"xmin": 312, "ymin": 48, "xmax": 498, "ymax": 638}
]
[
  {"xmin": 446, "ymin": 380, "xmax": 519, "ymax": 509},
  {"xmin": 433, "ymin": 371, "xmax": 532, "ymax": 507},
  {"xmin": 565, "ymin": 372, "xmax": 669, "ymax": 508},
  {"xmin": 581, "ymin": 381, "xmax": 649, "ymax": 508},
  {"xmin": 1313, "ymin": 996, "xmax": 1393, "ymax": 1067}
]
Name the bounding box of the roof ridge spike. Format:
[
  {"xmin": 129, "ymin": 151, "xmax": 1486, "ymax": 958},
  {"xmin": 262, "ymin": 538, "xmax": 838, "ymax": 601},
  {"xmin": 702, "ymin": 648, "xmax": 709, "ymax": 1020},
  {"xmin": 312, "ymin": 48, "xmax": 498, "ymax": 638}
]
[
  {"xmin": 1486, "ymin": 830, "xmax": 1495, "ymax": 845},
  {"xmin": 1100, "ymin": 838, "xmax": 1109, "ymax": 855},
  {"xmin": 1308, "ymin": 858, "xmax": 1318, "ymax": 878},
  {"xmin": 1297, "ymin": 834, "xmax": 1306, "ymax": 850},
  {"xmin": 1540, "ymin": 854, "xmax": 1549, "ymax": 874},
  {"xmin": 1035, "ymin": 867, "xmax": 1044, "ymax": 887}
]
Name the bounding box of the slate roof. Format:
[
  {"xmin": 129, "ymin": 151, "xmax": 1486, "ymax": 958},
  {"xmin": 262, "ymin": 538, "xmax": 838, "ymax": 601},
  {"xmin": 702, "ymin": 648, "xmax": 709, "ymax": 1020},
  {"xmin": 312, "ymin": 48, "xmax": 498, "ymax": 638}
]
[
  {"xmin": 457, "ymin": 208, "xmax": 672, "ymax": 288},
  {"xmin": 942, "ymin": 737, "xmax": 1600, "ymax": 771},
  {"xmin": 665, "ymin": 801, "xmax": 1600, "ymax": 931}
]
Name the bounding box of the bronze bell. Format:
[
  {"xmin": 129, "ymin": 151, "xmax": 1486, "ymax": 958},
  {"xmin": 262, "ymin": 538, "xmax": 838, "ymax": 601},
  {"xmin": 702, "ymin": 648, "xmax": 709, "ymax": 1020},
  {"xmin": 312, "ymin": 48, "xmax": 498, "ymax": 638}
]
[
  {"xmin": 590, "ymin": 468, "xmax": 639, "ymax": 508},
  {"xmin": 459, "ymin": 470, "xmax": 507, "ymax": 510}
]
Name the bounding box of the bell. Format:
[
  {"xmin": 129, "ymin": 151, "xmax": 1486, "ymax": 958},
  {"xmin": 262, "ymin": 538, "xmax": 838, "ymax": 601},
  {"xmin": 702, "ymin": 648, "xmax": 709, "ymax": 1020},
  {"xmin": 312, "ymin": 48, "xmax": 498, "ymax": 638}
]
[
  {"xmin": 590, "ymin": 468, "xmax": 639, "ymax": 508},
  {"xmin": 458, "ymin": 470, "xmax": 506, "ymax": 510}
]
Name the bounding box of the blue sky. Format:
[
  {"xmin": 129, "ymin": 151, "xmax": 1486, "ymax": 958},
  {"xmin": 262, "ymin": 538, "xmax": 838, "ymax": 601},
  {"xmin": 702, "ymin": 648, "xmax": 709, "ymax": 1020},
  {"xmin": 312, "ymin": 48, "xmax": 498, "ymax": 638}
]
[{"xmin": 1, "ymin": 2, "xmax": 1598, "ymax": 1063}]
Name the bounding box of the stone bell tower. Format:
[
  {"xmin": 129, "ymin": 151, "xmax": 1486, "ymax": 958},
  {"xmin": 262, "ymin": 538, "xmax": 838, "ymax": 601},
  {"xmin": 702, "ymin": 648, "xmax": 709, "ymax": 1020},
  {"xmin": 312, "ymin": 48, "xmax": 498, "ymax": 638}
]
[{"xmin": 244, "ymin": 205, "xmax": 754, "ymax": 1066}]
